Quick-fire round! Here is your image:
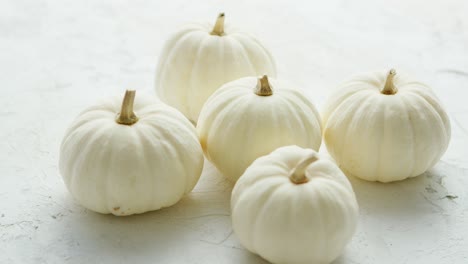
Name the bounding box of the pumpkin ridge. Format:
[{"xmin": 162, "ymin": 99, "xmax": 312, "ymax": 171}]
[
  {"xmin": 186, "ymin": 36, "xmax": 214, "ymax": 120},
  {"xmin": 405, "ymin": 90, "xmax": 451, "ymax": 136},
  {"xmin": 73, "ymin": 123, "xmax": 115, "ymax": 213},
  {"xmin": 276, "ymin": 95, "xmax": 308, "ymax": 145},
  {"xmin": 250, "ymin": 182, "xmax": 286, "ymax": 254},
  {"xmin": 234, "ymin": 33, "xmax": 277, "ymax": 76},
  {"xmin": 202, "ymin": 94, "xmax": 249, "ymax": 161},
  {"xmin": 67, "ymin": 122, "xmax": 113, "ymax": 192},
  {"xmin": 356, "ymin": 94, "xmax": 384, "ymax": 180},
  {"xmin": 399, "ymin": 96, "xmax": 417, "ymax": 178},
  {"xmin": 232, "ymin": 36, "xmax": 258, "ymax": 74},
  {"xmin": 310, "ymin": 185, "xmax": 329, "ymax": 259},
  {"xmin": 402, "ymin": 93, "xmax": 448, "ymax": 174},
  {"xmin": 405, "ymin": 90, "xmax": 450, "ymax": 136},
  {"xmin": 97, "ymin": 128, "xmax": 117, "ymax": 214},
  {"xmin": 144, "ymin": 112, "xmax": 202, "ymax": 195},
  {"xmin": 353, "ymin": 95, "xmax": 380, "ymax": 179},
  {"xmin": 155, "ymin": 29, "xmax": 199, "ymax": 95},
  {"xmin": 222, "ymin": 95, "xmax": 262, "ymax": 178},
  {"xmin": 158, "ymin": 112, "xmax": 203, "ymax": 191},
  {"xmin": 147, "ymin": 121, "xmax": 189, "ymax": 202},
  {"xmin": 322, "ymin": 86, "xmax": 371, "ymax": 126},
  {"xmin": 313, "ymin": 182, "xmax": 357, "ymax": 260},
  {"xmin": 331, "ymin": 93, "xmax": 374, "ymax": 168},
  {"xmin": 134, "ymin": 125, "xmax": 159, "ymax": 210},
  {"xmin": 281, "ymin": 91, "xmax": 322, "ymax": 149},
  {"xmin": 158, "ymin": 31, "xmax": 205, "ymax": 112},
  {"xmin": 63, "ymin": 111, "xmax": 112, "ymax": 142}
]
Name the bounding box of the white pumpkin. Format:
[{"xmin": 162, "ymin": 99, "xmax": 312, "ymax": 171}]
[
  {"xmin": 197, "ymin": 75, "xmax": 322, "ymax": 182},
  {"xmin": 323, "ymin": 69, "xmax": 451, "ymax": 182},
  {"xmin": 59, "ymin": 90, "xmax": 204, "ymax": 215},
  {"xmin": 155, "ymin": 13, "xmax": 276, "ymax": 122},
  {"xmin": 231, "ymin": 145, "xmax": 359, "ymax": 264}
]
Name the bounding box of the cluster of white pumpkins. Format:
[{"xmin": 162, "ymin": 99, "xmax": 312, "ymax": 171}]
[{"xmin": 59, "ymin": 13, "xmax": 451, "ymax": 264}]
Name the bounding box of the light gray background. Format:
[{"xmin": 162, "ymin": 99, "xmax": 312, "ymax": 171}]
[{"xmin": 1, "ymin": 0, "xmax": 467, "ymax": 263}]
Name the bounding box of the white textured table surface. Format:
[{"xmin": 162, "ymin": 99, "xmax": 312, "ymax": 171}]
[{"xmin": 1, "ymin": 0, "xmax": 467, "ymax": 263}]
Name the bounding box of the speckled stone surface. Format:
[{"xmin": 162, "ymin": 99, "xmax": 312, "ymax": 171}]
[{"xmin": 1, "ymin": 0, "xmax": 467, "ymax": 263}]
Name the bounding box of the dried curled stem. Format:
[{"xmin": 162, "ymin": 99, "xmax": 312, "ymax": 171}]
[
  {"xmin": 116, "ymin": 90, "xmax": 138, "ymax": 125},
  {"xmin": 289, "ymin": 153, "xmax": 318, "ymax": 184},
  {"xmin": 382, "ymin": 69, "xmax": 398, "ymax": 95},
  {"xmin": 211, "ymin": 13, "xmax": 225, "ymax": 36}
]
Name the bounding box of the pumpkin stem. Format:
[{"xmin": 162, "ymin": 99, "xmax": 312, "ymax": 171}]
[
  {"xmin": 289, "ymin": 153, "xmax": 318, "ymax": 184},
  {"xmin": 211, "ymin": 13, "xmax": 225, "ymax": 36},
  {"xmin": 254, "ymin": 75, "xmax": 273, "ymax": 96},
  {"xmin": 116, "ymin": 90, "xmax": 138, "ymax": 125},
  {"xmin": 382, "ymin": 69, "xmax": 398, "ymax": 95}
]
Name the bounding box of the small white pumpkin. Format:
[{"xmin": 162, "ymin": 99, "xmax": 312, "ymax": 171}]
[
  {"xmin": 59, "ymin": 90, "xmax": 204, "ymax": 215},
  {"xmin": 323, "ymin": 69, "xmax": 451, "ymax": 182},
  {"xmin": 197, "ymin": 75, "xmax": 322, "ymax": 182},
  {"xmin": 231, "ymin": 145, "xmax": 359, "ymax": 264},
  {"xmin": 155, "ymin": 13, "xmax": 276, "ymax": 122}
]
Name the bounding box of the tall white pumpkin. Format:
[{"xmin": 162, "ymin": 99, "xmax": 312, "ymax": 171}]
[
  {"xmin": 323, "ymin": 69, "xmax": 451, "ymax": 182},
  {"xmin": 59, "ymin": 91, "xmax": 204, "ymax": 215},
  {"xmin": 197, "ymin": 75, "xmax": 322, "ymax": 182},
  {"xmin": 231, "ymin": 145, "xmax": 359, "ymax": 264},
  {"xmin": 155, "ymin": 13, "xmax": 276, "ymax": 122}
]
